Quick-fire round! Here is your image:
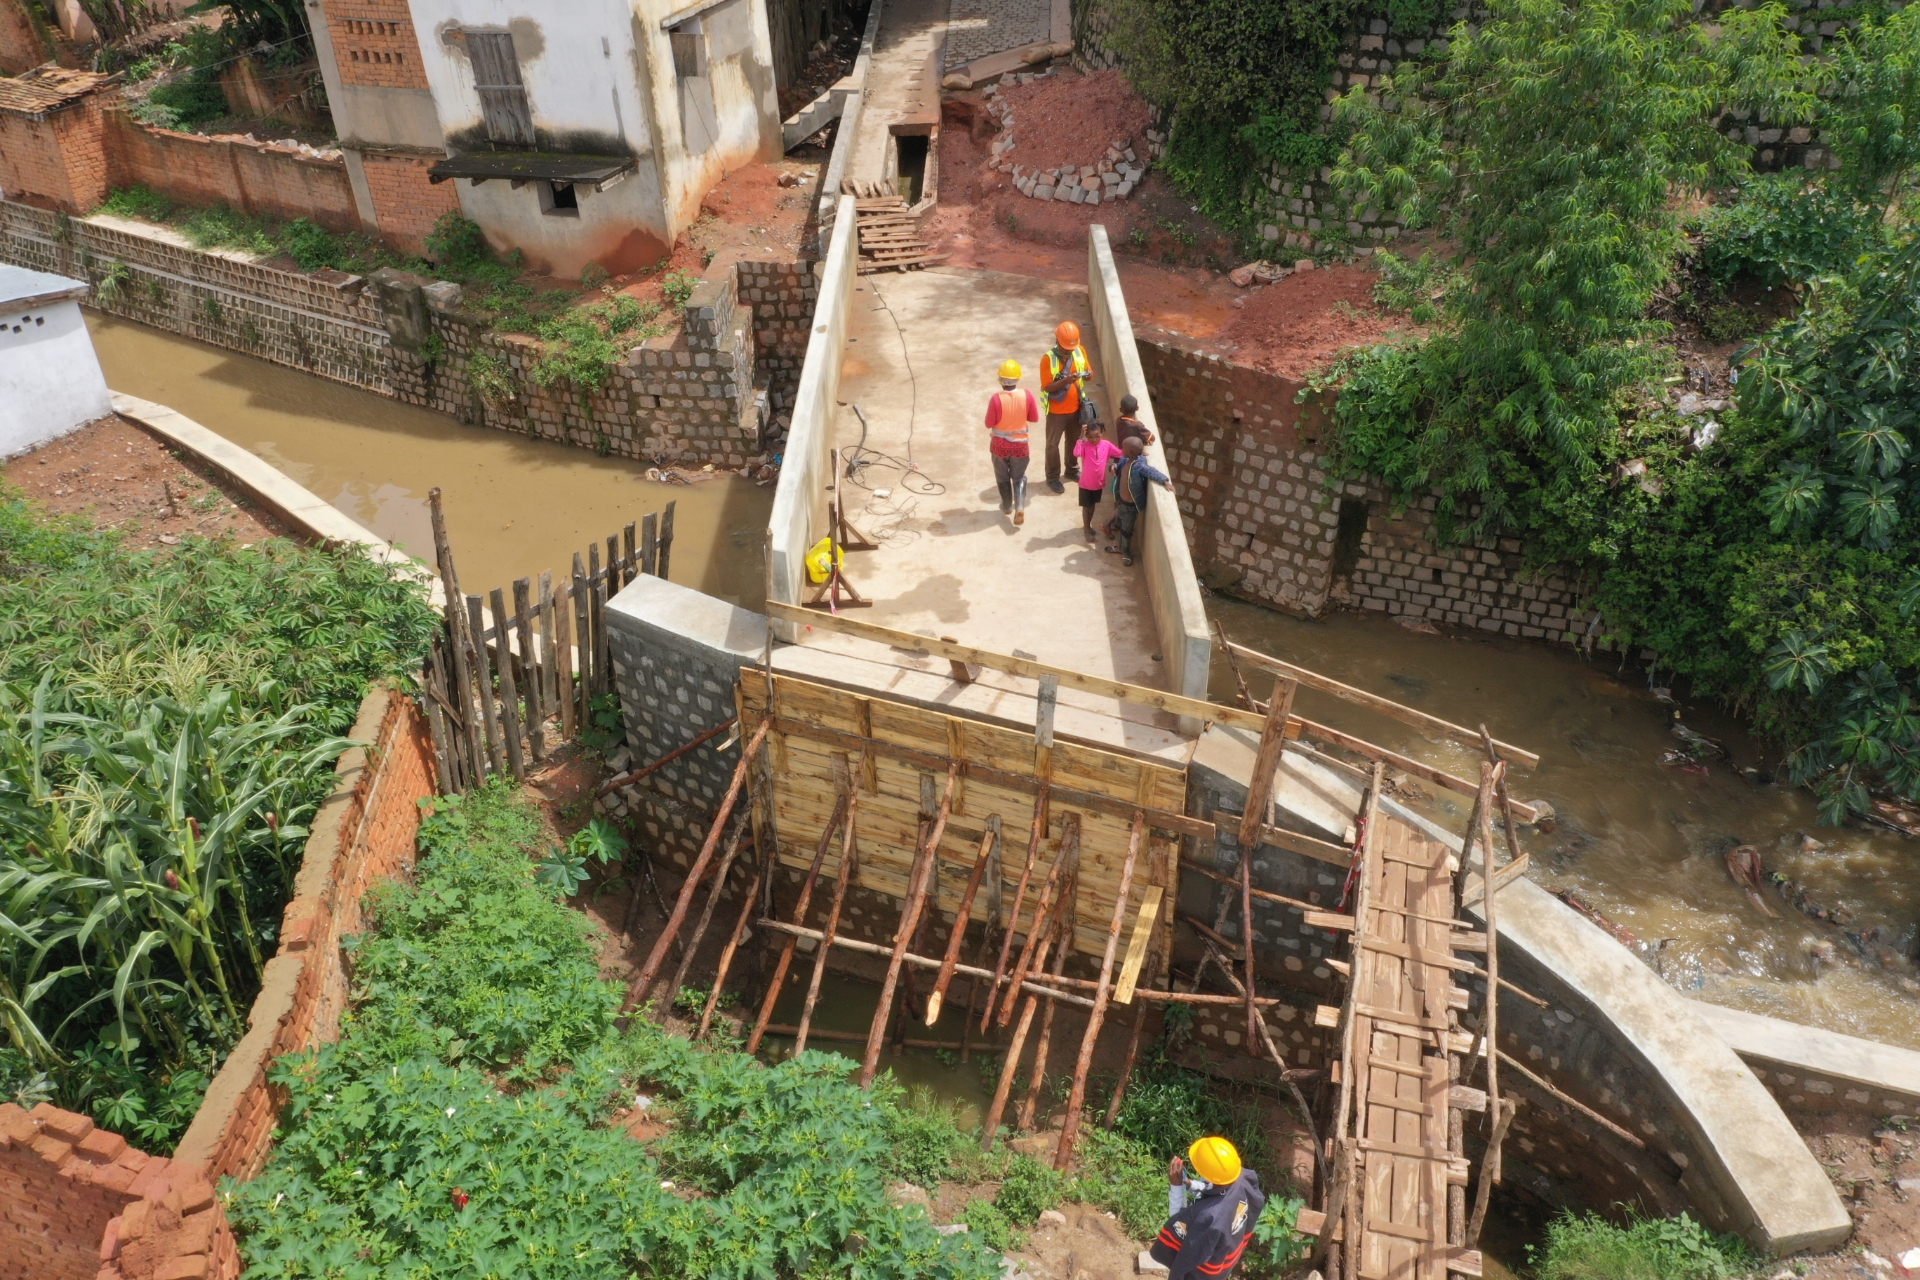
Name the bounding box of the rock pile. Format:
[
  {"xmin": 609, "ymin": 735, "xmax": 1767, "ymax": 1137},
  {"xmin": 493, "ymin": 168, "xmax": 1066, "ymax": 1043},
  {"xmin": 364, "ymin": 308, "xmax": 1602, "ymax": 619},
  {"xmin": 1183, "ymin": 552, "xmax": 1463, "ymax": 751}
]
[{"xmin": 979, "ymin": 72, "xmax": 1162, "ymax": 206}]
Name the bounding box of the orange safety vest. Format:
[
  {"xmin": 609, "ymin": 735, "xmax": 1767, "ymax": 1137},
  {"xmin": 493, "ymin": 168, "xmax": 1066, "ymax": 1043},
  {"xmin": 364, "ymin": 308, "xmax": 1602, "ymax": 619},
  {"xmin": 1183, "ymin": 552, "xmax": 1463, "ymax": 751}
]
[
  {"xmin": 1041, "ymin": 345, "xmax": 1090, "ymax": 414},
  {"xmin": 991, "ymin": 390, "xmax": 1030, "ymax": 446}
]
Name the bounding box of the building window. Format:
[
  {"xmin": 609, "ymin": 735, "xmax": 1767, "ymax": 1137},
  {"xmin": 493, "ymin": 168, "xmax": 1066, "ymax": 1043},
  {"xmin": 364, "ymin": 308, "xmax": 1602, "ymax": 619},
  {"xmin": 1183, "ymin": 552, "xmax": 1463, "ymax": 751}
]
[
  {"xmin": 540, "ymin": 181, "xmax": 580, "ymax": 217},
  {"xmin": 465, "ymin": 30, "xmax": 534, "ymax": 148}
]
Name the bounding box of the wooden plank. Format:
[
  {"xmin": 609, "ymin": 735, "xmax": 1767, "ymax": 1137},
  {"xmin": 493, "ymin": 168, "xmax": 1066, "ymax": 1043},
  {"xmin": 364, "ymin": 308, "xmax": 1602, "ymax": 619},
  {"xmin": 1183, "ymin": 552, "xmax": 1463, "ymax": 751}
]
[
  {"xmin": 488, "ymin": 587, "xmax": 527, "ymax": 781},
  {"xmin": 1295, "ymin": 715, "xmax": 1542, "ymax": 823},
  {"xmin": 1112, "ymin": 885, "xmax": 1162, "ymax": 1005},
  {"xmin": 1226, "ymin": 639, "xmax": 1539, "ymax": 770},
  {"xmin": 1211, "ymin": 810, "xmax": 1354, "ymax": 866},
  {"xmin": 768, "ymin": 601, "xmax": 1267, "ymax": 731}
]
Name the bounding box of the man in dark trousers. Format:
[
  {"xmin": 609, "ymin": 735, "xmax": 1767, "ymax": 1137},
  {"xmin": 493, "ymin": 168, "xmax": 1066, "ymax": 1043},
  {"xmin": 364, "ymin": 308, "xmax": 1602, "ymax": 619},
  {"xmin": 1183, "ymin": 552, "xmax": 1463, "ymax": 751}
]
[
  {"xmin": 1039, "ymin": 320, "xmax": 1092, "ymax": 492},
  {"xmin": 1151, "ymin": 1137, "xmax": 1266, "ymax": 1279},
  {"xmin": 1107, "ymin": 435, "xmax": 1172, "ymax": 567}
]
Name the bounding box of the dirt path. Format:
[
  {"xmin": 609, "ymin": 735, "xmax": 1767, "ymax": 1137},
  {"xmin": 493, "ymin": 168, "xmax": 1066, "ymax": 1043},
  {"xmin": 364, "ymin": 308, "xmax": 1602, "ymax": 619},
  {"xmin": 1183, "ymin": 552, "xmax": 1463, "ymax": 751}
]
[{"xmin": 4, "ymin": 414, "xmax": 293, "ymax": 548}]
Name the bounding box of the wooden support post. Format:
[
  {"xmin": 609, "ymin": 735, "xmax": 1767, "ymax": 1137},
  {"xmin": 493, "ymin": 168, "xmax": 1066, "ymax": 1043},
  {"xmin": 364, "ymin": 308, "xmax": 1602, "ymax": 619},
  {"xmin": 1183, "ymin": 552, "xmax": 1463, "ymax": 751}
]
[
  {"xmin": 596, "ymin": 717, "xmax": 738, "ymax": 796},
  {"xmin": 744, "ymin": 787, "xmax": 852, "ymax": 1054},
  {"xmin": 1017, "ymin": 883, "xmax": 1076, "ymax": 1133},
  {"xmin": 981, "ymin": 903, "xmax": 1066, "ymax": 1152},
  {"xmin": 658, "ymin": 500, "xmax": 675, "ymax": 580},
  {"xmin": 428, "ymin": 489, "xmax": 485, "ymax": 780},
  {"xmin": 1239, "ymin": 678, "xmax": 1298, "ymax": 1053},
  {"xmin": 640, "ymin": 513, "xmax": 657, "ymax": 578},
  {"xmin": 421, "ymin": 642, "xmax": 457, "ymax": 793},
  {"xmin": 552, "ymin": 575, "xmax": 577, "ymax": 739},
  {"xmin": 596, "ymin": 539, "xmax": 615, "ymax": 694},
  {"xmin": 983, "ymin": 788, "xmax": 1049, "ymax": 1029},
  {"xmin": 1001, "ymin": 816, "xmax": 1079, "ymax": 1028},
  {"xmin": 623, "ymin": 521, "xmax": 638, "ymax": 586},
  {"xmin": 513, "ymin": 577, "xmax": 546, "ymax": 760},
  {"xmin": 664, "ymin": 823, "xmax": 749, "ymax": 1008},
  {"xmin": 796, "ymin": 790, "xmax": 860, "ymax": 1055},
  {"xmin": 1102, "ymin": 840, "xmax": 1169, "ymax": 1128},
  {"xmin": 623, "ymin": 720, "xmax": 772, "ymax": 1012},
  {"xmin": 1215, "ymin": 619, "xmax": 1256, "ymax": 711},
  {"xmin": 696, "ymin": 856, "xmax": 767, "ymax": 1040},
  {"xmin": 1053, "ymin": 811, "xmax": 1145, "ymax": 1169},
  {"xmin": 1466, "ymin": 760, "xmax": 1507, "ymax": 1250},
  {"xmin": 571, "ymin": 554, "xmax": 592, "ymax": 725},
  {"xmin": 927, "ymin": 816, "xmax": 999, "ymax": 1025},
  {"xmin": 488, "ymin": 587, "xmax": 527, "ymax": 782},
  {"xmin": 860, "ymin": 763, "xmax": 960, "ymax": 1086},
  {"xmin": 466, "ymin": 595, "xmax": 507, "ymax": 776}
]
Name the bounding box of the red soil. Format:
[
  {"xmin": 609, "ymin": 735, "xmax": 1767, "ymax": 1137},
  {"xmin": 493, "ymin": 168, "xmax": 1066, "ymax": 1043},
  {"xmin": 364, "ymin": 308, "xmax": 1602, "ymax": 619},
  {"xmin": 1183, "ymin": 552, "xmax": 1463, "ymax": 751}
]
[
  {"xmin": 3, "ymin": 414, "xmax": 293, "ymax": 549},
  {"xmin": 926, "ymin": 91, "xmax": 1409, "ymax": 375},
  {"xmin": 997, "ymin": 69, "xmax": 1152, "ymax": 173}
]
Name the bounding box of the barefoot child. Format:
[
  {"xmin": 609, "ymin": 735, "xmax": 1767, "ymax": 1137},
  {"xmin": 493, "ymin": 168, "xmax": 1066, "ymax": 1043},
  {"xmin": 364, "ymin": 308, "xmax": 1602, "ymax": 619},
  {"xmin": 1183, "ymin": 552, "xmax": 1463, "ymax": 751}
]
[
  {"xmin": 1107, "ymin": 436, "xmax": 1173, "ymax": 567},
  {"xmin": 1072, "ymin": 420, "xmax": 1123, "ymax": 543}
]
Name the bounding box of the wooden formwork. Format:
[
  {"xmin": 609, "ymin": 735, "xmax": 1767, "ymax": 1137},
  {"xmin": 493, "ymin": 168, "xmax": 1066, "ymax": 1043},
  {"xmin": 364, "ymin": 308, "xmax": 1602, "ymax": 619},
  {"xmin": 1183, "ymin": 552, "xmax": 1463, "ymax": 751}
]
[{"xmin": 738, "ymin": 667, "xmax": 1182, "ymax": 964}]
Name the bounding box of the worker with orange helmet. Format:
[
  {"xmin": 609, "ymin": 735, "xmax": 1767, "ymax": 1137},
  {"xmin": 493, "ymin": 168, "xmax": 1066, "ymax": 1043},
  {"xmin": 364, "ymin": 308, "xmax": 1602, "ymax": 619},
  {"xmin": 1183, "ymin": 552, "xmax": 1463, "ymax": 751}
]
[
  {"xmin": 984, "ymin": 358, "xmax": 1041, "ymax": 525},
  {"xmin": 1039, "ymin": 320, "xmax": 1093, "ymax": 492},
  {"xmin": 1150, "ymin": 1136, "xmax": 1267, "ymax": 1279}
]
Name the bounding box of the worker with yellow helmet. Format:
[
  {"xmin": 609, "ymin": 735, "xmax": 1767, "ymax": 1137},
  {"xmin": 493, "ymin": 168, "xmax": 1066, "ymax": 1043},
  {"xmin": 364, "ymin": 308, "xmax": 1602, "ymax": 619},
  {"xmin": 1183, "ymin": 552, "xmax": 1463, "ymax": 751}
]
[
  {"xmin": 984, "ymin": 357, "xmax": 1040, "ymax": 525},
  {"xmin": 1150, "ymin": 1135, "xmax": 1267, "ymax": 1279}
]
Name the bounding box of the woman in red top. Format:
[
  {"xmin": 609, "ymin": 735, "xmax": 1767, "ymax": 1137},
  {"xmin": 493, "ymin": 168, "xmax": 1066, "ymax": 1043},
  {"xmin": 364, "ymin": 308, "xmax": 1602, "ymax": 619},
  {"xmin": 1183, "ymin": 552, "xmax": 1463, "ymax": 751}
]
[{"xmin": 985, "ymin": 358, "xmax": 1041, "ymax": 526}]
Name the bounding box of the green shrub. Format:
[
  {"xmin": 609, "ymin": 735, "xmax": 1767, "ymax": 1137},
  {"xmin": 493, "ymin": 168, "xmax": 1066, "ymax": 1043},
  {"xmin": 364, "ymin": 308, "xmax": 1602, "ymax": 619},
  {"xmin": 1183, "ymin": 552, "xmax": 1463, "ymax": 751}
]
[
  {"xmin": 1072, "ymin": 1128, "xmax": 1168, "ymax": 1238},
  {"xmin": 227, "ymin": 786, "xmax": 1003, "ymax": 1280},
  {"xmin": 661, "ymin": 268, "xmax": 701, "ymax": 309},
  {"xmin": 883, "ymin": 1085, "xmax": 972, "ymax": 1189},
  {"xmin": 994, "ymin": 1152, "xmax": 1066, "ymax": 1223},
  {"xmin": 1530, "ymin": 1210, "xmax": 1753, "ymax": 1280},
  {"xmin": 1690, "ymin": 173, "xmax": 1880, "ymax": 288},
  {"xmin": 529, "ymin": 295, "xmax": 669, "ymax": 395},
  {"xmin": 955, "ymin": 1196, "xmax": 1021, "ymax": 1252},
  {"xmin": 96, "ymin": 185, "xmax": 175, "ymax": 221},
  {"xmin": 281, "ymin": 218, "xmax": 340, "ymax": 272},
  {"xmin": 579, "ymin": 263, "xmax": 611, "ymax": 289}
]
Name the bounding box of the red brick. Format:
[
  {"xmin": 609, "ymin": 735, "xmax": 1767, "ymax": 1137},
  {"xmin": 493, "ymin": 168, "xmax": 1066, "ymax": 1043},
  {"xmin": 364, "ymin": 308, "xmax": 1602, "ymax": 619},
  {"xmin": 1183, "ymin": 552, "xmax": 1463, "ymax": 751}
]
[
  {"xmin": 76, "ymin": 1130, "xmax": 126, "ymax": 1164},
  {"xmin": 154, "ymin": 1256, "xmax": 210, "ymax": 1280}
]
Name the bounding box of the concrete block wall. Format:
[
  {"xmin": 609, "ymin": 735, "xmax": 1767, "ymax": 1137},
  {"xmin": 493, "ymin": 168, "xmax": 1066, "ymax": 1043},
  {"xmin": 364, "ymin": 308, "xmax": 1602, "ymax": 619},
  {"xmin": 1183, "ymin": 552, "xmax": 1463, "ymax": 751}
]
[
  {"xmin": 736, "ymin": 258, "xmax": 818, "ymax": 416},
  {"xmin": 0, "ymin": 1103, "xmax": 238, "ymax": 1280},
  {"xmin": 173, "ymin": 686, "xmax": 437, "ymax": 1182},
  {"xmin": 1138, "ymin": 329, "xmax": 1612, "ymax": 646}
]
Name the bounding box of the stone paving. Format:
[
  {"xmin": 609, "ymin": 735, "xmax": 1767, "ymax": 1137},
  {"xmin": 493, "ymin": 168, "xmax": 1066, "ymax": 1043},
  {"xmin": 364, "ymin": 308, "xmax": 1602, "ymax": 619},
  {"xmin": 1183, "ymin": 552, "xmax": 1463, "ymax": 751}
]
[{"xmin": 944, "ymin": 0, "xmax": 1050, "ymax": 68}]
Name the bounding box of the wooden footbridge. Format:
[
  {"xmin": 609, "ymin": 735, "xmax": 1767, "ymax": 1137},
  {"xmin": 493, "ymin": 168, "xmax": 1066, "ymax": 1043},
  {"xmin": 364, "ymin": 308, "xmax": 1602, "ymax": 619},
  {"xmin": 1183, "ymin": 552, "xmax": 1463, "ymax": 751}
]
[{"xmin": 612, "ymin": 603, "xmax": 1538, "ymax": 1280}]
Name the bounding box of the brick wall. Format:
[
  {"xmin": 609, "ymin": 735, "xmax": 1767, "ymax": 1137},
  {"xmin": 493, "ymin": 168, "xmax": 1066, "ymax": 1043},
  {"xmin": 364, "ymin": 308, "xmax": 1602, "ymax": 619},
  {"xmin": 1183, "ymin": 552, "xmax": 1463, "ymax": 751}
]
[
  {"xmin": 102, "ymin": 109, "xmax": 360, "ymax": 231},
  {"xmin": 1, "ymin": 201, "xmax": 805, "ymax": 467},
  {"xmin": 357, "ymin": 148, "xmax": 460, "ymax": 254},
  {"xmin": 322, "ymin": 0, "xmax": 433, "ymax": 91},
  {"xmin": 1140, "ymin": 328, "xmax": 1609, "ymax": 646},
  {"xmin": 0, "ymin": 92, "xmax": 108, "ymax": 211},
  {"xmin": 0, "ymin": 1103, "xmax": 237, "ymax": 1280},
  {"xmin": 173, "ymin": 685, "xmax": 437, "ymax": 1182}
]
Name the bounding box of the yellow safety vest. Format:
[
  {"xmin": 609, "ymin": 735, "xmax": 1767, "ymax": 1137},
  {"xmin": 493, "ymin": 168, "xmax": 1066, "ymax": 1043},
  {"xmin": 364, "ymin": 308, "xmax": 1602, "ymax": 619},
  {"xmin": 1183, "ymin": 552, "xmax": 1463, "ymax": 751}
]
[{"xmin": 1041, "ymin": 345, "xmax": 1090, "ymax": 414}]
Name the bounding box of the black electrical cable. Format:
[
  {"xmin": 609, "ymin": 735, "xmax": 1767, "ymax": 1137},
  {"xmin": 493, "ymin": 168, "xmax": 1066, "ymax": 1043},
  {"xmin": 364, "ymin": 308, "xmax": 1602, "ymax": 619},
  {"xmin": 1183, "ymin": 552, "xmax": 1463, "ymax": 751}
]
[{"xmin": 840, "ymin": 278, "xmax": 946, "ymax": 495}]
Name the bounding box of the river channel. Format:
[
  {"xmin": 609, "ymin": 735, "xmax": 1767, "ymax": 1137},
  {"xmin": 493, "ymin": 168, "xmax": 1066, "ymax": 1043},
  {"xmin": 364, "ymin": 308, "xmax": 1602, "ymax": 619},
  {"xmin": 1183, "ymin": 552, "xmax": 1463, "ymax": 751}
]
[
  {"xmin": 87, "ymin": 315, "xmax": 773, "ymax": 606},
  {"xmin": 1212, "ymin": 598, "xmax": 1920, "ymax": 1050}
]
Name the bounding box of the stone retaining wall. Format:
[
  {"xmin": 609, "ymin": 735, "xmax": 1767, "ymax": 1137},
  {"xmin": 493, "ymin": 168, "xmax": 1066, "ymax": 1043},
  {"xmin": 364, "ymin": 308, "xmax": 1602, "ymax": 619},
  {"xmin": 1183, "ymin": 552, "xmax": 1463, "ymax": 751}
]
[
  {"xmin": 1139, "ymin": 329, "xmax": 1607, "ymax": 645},
  {"xmin": 1, "ymin": 199, "xmax": 815, "ymax": 466}
]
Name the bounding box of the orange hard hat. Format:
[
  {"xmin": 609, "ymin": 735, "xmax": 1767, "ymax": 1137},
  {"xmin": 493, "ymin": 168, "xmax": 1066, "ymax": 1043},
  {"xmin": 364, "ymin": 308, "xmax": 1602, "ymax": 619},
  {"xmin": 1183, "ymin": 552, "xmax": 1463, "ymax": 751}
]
[{"xmin": 1055, "ymin": 321, "xmax": 1080, "ymax": 347}]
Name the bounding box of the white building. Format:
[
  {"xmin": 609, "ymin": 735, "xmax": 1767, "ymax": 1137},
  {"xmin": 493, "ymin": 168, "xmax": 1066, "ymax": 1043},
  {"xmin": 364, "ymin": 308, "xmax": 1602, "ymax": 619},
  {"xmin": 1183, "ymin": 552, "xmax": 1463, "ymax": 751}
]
[
  {"xmin": 0, "ymin": 265, "xmax": 111, "ymax": 456},
  {"xmin": 309, "ymin": 0, "xmax": 782, "ymax": 278}
]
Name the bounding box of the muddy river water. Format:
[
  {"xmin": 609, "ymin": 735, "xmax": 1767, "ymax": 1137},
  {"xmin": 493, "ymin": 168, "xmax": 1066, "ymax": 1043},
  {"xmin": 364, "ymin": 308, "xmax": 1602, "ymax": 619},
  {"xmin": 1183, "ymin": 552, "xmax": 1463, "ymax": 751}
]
[
  {"xmin": 88, "ymin": 316, "xmax": 772, "ymax": 606},
  {"xmin": 89, "ymin": 317, "xmax": 1917, "ymax": 1048},
  {"xmin": 1212, "ymin": 599, "xmax": 1920, "ymax": 1050}
]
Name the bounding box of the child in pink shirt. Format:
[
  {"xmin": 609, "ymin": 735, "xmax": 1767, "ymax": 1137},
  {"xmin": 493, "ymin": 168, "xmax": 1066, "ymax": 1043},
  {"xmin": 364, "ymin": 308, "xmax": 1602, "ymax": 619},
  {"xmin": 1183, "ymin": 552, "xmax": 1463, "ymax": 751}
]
[{"xmin": 1073, "ymin": 421, "xmax": 1124, "ymax": 542}]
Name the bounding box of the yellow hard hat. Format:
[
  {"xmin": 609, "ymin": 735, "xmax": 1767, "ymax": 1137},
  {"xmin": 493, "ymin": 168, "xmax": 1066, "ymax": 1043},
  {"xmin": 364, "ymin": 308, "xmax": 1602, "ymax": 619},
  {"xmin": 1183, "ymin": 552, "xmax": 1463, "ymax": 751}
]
[
  {"xmin": 1188, "ymin": 1136, "xmax": 1242, "ymax": 1185},
  {"xmin": 998, "ymin": 359, "xmax": 1022, "ymax": 380}
]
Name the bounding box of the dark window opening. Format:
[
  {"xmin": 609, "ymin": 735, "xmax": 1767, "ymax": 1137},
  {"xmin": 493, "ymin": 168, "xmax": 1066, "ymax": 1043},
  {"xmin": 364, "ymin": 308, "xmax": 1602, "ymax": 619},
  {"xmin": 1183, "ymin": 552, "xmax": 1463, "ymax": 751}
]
[
  {"xmin": 542, "ymin": 180, "xmax": 579, "ymax": 216},
  {"xmin": 1330, "ymin": 496, "xmax": 1369, "ymax": 580},
  {"xmin": 893, "ymin": 132, "xmax": 929, "ymax": 204}
]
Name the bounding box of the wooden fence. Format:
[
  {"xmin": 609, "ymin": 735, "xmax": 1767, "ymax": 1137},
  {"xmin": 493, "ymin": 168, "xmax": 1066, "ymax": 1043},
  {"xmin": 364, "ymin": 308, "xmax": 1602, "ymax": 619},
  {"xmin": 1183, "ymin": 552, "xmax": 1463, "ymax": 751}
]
[{"xmin": 419, "ymin": 488, "xmax": 676, "ymax": 792}]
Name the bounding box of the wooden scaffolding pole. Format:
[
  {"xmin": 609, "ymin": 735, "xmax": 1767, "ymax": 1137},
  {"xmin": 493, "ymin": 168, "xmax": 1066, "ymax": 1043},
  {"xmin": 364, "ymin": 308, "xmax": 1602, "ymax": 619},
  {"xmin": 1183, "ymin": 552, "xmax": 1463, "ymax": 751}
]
[
  {"xmin": 623, "ymin": 720, "xmax": 772, "ymax": 1012},
  {"xmin": 794, "ymin": 790, "xmax": 860, "ymax": 1056},
  {"xmin": 982, "ymin": 677, "xmax": 1057, "ymax": 1029},
  {"xmin": 1466, "ymin": 757, "xmax": 1509, "ymax": 1250},
  {"xmin": 664, "ymin": 823, "xmax": 749, "ymax": 1009},
  {"xmin": 926, "ymin": 816, "xmax": 1000, "ymax": 1025},
  {"xmin": 1001, "ymin": 816, "xmax": 1079, "ymax": 1028},
  {"xmin": 1052, "ymin": 810, "xmax": 1146, "ymax": 1169},
  {"xmin": 695, "ymin": 856, "xmax": 766, "ymax": 1040},
  {"xmin": 1016, "ymin": 880, "xmax": 1077, "ymax": 1134},
  {"xmin": 860, "ymin": 763, "xmax": 960, "ymax": 1086},
  {"xmin": 980, "ymin": 886, "xmax": 1073, "ymax": 1152},
  {"xmin": 745, "ymin": 787, "xmax": 851, "ymax": 1054},
  {"xmin": 1238, "ymin": 679, "xmax": 1298, "ymax": 1054}
]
